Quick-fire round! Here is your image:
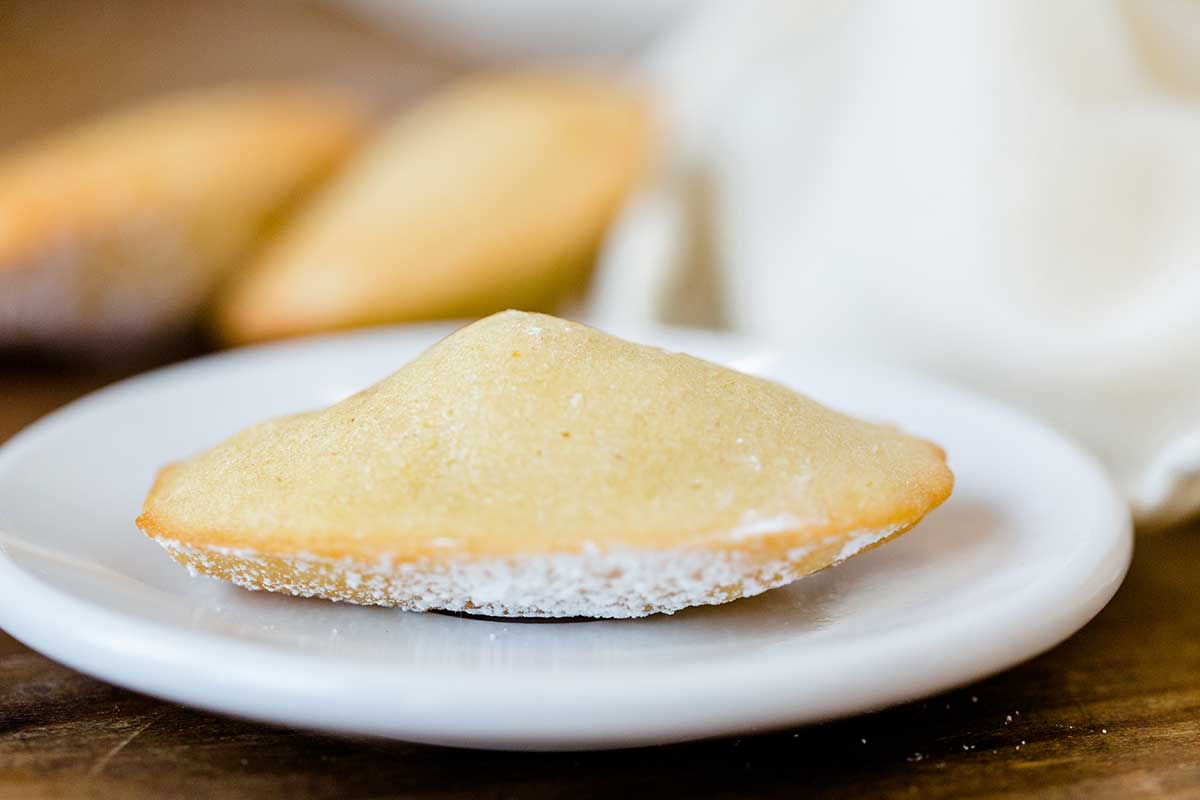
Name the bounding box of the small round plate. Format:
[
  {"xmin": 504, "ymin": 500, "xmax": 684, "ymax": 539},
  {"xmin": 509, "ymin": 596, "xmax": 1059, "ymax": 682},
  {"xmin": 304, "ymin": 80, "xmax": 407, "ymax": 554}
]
[{"xmin": 0, "ymin": 322, "xmax": 1131, "ymax": 750}]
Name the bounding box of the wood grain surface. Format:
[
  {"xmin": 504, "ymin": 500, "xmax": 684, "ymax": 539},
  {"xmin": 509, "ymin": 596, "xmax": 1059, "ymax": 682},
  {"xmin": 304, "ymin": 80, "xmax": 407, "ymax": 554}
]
[{"xmin": 2, "ymin": 2, "xmax": 1199, "ymax": 798}]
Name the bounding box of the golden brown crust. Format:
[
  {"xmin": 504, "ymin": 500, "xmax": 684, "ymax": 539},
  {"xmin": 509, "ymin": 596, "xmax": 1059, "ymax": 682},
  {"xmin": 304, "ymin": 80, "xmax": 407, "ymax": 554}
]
[
  {"xmin": 213, "ymin": 72, "xmax": 652, "ymax": 344},
  {"xmin": 137, "ymin": 497, "xmax": 945, "ymax": 566}
]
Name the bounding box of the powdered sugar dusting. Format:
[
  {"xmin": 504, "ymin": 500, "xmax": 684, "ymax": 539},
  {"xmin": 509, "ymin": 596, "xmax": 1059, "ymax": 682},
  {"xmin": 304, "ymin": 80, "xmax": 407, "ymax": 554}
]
[
  {"xmin": 152, "ymin": 522, "xmax": 904, "ymax": 619},
  {"xmin": 834, "ymin": 525, "xmax": 902, "ymax": 562}
]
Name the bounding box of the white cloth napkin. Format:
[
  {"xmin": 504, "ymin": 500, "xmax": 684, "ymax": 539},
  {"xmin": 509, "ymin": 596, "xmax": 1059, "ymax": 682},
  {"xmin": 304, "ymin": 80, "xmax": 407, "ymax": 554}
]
[{"xmin": 590, "ymin": 0, "xmax": 1200, "ymax": 526}]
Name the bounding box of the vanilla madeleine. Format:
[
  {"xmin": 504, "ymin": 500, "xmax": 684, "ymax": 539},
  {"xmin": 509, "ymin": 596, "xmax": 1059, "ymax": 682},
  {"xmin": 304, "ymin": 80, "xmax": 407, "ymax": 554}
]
[
  {"xmin": 0, "ymin": 86, "xmax": 363, "ymax": 351},
  {"xmin": 138, "ymin": 311, "xmax": 953, "ymax": 617},
  {"xmin": 215, "ymin": 73, "xmax": 650, "ymax": 344}
]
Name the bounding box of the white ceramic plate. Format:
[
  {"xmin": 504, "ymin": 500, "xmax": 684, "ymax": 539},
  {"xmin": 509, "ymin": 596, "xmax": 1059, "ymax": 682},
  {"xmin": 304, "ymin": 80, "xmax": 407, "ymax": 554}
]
[{"xmin": 0, "ymin": 323, "xmax": 1131, "ymax": 751}]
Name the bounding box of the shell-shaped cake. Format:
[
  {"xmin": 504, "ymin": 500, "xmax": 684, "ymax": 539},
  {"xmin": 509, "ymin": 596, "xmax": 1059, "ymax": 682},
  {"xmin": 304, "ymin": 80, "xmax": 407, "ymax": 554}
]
[
  {"xmin": 138, "ymin": 311, "xmax": 953, "ymax": 617},
  {"xmin": 214, "ymin": 73, "xmax": 650, "ymax": 344},
  {"xmin": 0, "ymin": 86, "xmax": 363, "ymax": 351}
]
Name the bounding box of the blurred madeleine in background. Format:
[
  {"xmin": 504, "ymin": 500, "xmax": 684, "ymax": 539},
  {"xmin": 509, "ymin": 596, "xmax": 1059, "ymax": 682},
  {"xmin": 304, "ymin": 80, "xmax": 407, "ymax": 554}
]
[
  {"xmin": 1, "ymin": 0, "xmax": 1198, "ymax": 526},
  {"xmin": 0, "ymin": 72, "xmax": 648, "ymax": 354},
  {"xmin": 0, "ymin": 87, "xmax": 363, "ymax": 352},
  {"xmin": 214, "ymin": 72, "xmax": 649, "ymax": 344}
]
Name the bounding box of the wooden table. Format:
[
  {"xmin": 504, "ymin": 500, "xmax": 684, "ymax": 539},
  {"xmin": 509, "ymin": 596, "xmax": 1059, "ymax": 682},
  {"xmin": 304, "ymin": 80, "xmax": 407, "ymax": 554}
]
[{"xmin": 2, "ymin": 365, "xmax": 1199, "ymax": 799}]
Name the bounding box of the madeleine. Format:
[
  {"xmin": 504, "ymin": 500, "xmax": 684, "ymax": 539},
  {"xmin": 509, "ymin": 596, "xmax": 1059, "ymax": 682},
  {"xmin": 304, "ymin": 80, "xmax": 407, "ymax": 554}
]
[
  {"xmin": 215, "ymin": 73, "xmax": 650, "ymax": 344},
  {"xmin": 139, "ymin": 311, "xmax": 952, "ymax": 618},
  {"xmin": 0, "ymin": 85, "xmax": 363, "ymax": 352}
]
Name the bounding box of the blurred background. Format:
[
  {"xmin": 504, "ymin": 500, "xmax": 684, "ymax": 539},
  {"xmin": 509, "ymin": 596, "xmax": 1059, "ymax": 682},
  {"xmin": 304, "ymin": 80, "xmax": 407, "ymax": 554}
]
[{"xmin": 2, "ymin": 0, "xmax": 1199, "ymax": 527}]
